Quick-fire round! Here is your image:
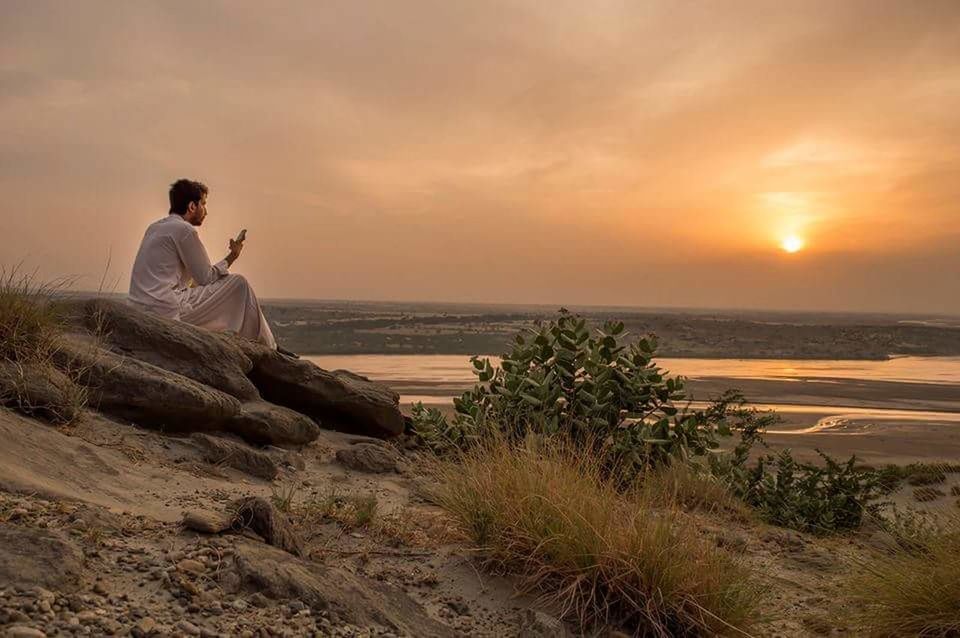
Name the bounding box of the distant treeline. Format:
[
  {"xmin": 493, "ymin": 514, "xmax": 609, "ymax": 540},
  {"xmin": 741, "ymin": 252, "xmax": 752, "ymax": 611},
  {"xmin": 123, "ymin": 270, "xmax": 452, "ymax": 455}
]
[{"xmin": 263, "ymin": 301, "xmax": 960, "ymax": 360}]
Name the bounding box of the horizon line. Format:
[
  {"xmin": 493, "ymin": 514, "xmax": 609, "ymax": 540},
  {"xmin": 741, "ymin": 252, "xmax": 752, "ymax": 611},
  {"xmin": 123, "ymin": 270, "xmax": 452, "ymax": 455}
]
[{"xmin": 74, "ymin": 290, "xmax": 960, "ymax": 320}]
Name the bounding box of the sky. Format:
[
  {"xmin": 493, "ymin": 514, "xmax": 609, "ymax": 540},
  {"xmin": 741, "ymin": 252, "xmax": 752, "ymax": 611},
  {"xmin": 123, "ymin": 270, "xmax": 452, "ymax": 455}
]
[{"xmin": 2, "ymin": 1, "xmax": 959, "ymax": 314}]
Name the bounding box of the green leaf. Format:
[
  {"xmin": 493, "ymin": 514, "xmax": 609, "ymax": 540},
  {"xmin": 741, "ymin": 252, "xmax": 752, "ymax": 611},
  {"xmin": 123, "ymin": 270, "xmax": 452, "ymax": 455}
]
[{"xmin": 519, "ymin": 393, "xmax": 542, "ymax": 407}]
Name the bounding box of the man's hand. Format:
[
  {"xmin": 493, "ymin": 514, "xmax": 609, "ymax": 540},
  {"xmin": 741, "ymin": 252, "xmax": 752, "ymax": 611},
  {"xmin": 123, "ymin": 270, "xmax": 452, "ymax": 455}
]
[{"xmin": 226, "ymin": 236, "xmax": 244, "ymax": 266}]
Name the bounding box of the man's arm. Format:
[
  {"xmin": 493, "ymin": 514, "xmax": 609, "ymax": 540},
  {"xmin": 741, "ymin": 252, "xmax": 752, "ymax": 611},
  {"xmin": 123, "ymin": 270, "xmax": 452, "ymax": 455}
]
[
  {"xmin": 175, "ymin": 228, "xmax": 229, "ymax": 285},
  {"xmin": 226, "ymin": 236, "xmax": 243, "ymax": 267}
]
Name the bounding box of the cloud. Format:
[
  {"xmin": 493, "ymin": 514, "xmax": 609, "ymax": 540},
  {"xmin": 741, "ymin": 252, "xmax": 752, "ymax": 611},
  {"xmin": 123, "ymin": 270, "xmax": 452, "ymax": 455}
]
[{"xmin": 1, "ymin": 0, "xmax": 959, "ymax": 312}]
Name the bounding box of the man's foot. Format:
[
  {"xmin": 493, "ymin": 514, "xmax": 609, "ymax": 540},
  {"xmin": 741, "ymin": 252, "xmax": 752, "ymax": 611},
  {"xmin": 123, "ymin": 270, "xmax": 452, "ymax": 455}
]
[{"xmin": 277, "ymin": 345, "xmax": 300, "ymax": 359}]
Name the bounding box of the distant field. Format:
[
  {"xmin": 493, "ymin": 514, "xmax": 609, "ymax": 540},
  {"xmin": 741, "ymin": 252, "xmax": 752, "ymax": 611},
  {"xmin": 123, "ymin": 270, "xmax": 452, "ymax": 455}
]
[{"xmin": 262, "ymin": 299, "xmax": 960, "ymax": 359}]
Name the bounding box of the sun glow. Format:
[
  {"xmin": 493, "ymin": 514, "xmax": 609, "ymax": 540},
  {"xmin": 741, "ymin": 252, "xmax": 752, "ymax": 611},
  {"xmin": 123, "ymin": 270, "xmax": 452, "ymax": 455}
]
[{"xmin": 781, "ymin": 235, "xmax": 805, "ymax": 253}]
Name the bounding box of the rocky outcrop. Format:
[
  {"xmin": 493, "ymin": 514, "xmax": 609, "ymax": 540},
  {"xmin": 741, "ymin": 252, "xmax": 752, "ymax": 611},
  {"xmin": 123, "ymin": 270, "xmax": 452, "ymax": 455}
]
[
  {"xmin": 250, "ymin": 354, "xmax": 404, "ymax": 438},
  {"xmin": 0, "ymin": 362, "xmax": 81, "ymax": 424},
  {"xmin": 225, "ymin": 401, "xmax": 320, "ymax": 447},
  {"xmin": 191, "ymin": 434, "xmax": 278, "ymax": 480},
  {"xmin": 57, "ymin": 336, "xmax": 240, "ymax": 430},
  {"xmin": 34, "ymin": 299, "xmax": 404, "ymax": 443},
  {"xmin": 335, "ymin": 442, "xmax": 400, "ymax": 474},
  {"xmin": 229, "ymin": 541, "xmax": 453, "ymax": 637},
  {"xmin": 63, "ymin": 299, "xmax": 260, "ymax": 401},
  {"xmin": 0, "ymin": 526, "xmax": 84, "ymax": 591}
]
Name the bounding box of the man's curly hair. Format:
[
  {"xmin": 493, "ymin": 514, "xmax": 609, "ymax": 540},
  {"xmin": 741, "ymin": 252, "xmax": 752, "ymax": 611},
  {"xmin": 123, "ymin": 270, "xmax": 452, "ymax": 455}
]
[{"xmin": 168, "ymin": 178, "xmax": 208, "ymax": 215}]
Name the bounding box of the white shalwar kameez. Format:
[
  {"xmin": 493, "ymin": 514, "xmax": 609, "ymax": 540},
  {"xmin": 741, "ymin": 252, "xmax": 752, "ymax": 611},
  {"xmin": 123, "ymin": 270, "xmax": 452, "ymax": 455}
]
[{"xmin": 128, "ymin": 214, "xmax": 276, "ymax": 348}]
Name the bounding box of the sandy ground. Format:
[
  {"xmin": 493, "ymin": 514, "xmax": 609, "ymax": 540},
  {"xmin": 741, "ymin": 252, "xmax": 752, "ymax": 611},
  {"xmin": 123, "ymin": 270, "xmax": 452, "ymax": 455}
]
[
  {"xmin": 3, "ymin": 389, "xmax": 958, "ymax": 638},
  {"xmin": 0, "ymin": 408, "xmax": 546, "ymax": 636},
  {"xmin": 0, "ymin": 406, "xmax": 903, "ymax": 638},
  {"xmin": 1, "ymin": 364, "xmax": 957, "ymax": 637}
]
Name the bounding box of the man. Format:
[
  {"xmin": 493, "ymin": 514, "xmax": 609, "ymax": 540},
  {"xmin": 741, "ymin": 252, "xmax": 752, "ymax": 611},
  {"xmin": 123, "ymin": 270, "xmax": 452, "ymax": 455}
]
[{"xmin": 129, "ymin": 178, "xmax": 292, "ymax": 355}]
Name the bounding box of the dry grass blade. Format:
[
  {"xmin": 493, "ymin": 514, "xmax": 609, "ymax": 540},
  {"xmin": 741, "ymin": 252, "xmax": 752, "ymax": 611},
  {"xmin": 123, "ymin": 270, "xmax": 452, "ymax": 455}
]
[
  {"xmin": 0, "ymin": 265, "xmax": 93, "ymax": 424},
  {"xmin": 847, "ymin": 510, "xmax": 960, "ymax": 637},
  {"xmin": 0, "ymin": 265, "xmax": 70, "ymax": 362},
  {"xmin": 638, "ymin": 461, "xmax": 753, "ymax": 521},
  {"xmin": 430, "ymin": 437, "xmax": 761, "ymax": 636}
]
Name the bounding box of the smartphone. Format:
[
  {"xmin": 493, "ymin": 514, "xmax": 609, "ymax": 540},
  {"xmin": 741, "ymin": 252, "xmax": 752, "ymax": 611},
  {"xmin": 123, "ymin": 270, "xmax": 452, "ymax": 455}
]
[{"xmin": 236, "ymin": 229, "xmax": 247, "ymax": 243}]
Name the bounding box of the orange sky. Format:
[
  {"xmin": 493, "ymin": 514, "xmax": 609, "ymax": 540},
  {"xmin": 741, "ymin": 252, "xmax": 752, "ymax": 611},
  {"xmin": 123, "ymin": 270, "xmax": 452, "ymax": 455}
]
[{"xmin": 2, "ymin": 1, "xmax": 959, "ymax": 313}]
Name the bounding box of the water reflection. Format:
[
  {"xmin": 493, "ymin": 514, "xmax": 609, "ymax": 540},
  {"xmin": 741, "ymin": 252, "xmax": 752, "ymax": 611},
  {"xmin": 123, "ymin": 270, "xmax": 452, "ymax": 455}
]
[{"xmin": 307, "ymin": 354, "xmax": 960, "ymax": 386}]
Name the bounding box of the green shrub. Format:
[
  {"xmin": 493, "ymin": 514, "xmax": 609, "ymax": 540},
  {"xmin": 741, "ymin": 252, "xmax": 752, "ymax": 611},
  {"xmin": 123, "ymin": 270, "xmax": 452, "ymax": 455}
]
[
  {"xmin": 415, "ymin": 310, "xmax": 881, "ymax": 534},
  {"xmin": 868, "ymin": 462, "xmax": 960, "ymax": 494},
  {"xmin": 410, "ymin": 401, "xmax": 473, "ymax": 453},
  {"xmin": 412, "ymin": 310, "xmax": 769, "ymax": 477},
  {"xmin": 705, "ymin": 406, "xmax": 883, "ymax": 533},
  {"xmin": 718, "ymin": 448, "xmax": 883, "ymax": 534}
]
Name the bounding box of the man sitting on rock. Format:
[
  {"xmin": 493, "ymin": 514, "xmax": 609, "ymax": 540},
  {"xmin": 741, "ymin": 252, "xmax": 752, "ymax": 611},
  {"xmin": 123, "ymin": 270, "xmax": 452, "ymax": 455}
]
[{"xmin": 129, "ymin": 178, "xmax": 295, "ymax": 356}]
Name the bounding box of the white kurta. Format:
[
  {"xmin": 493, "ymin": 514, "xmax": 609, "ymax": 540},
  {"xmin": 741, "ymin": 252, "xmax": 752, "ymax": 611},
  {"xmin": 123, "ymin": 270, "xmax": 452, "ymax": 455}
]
[{"xmin": 128, "ymin": 214, "xmax": 276, "ymax": 348}]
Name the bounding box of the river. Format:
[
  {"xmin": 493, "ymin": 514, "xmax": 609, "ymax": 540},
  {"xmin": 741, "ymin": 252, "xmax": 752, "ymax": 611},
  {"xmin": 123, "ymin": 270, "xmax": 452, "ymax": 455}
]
[
  {"xmin": 307, "ymin": 354, "xmax": 960, "ymax": 394},
  {"xmin": 307, "ymin": 354, "xmax": 960, "ymax": 462}
]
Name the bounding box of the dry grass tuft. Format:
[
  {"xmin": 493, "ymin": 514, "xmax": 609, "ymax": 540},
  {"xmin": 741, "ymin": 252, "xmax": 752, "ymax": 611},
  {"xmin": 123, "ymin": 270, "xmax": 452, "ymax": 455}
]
[
  {"xmin": 373, "ymin": 507, "xmax": 457, "ymax": 547},
  {"xmin": 297, "ymin": 488, "xmax": 380, "ymax": 529},
  {"xmin": 281, "ymin": 486, "xmax": 452, "ymax": 553},
  {"xmin": 913, "ymin": 487, "xmax": 946, "ymax": 502},
  {"xmin": 269, "ymin": 480, "xmax": 301, "ymax": 513},
  {"xmin": 639, "ymin": 461, "xmax": 753, "ymax": 522},
  {"xmin": 0, "ymin": 266, "xmax": 68, "ymax": 362},
  {"xmin": 431, "ymin": 437, "xmax": 760, "ymax": 637},
  {"xmin": 872, "ymin": 506, "xmax": 956, "ymax": 553},
  {"xmin": 848, "ymin": 511, "xmax": 960, "ymax": 637},
  {"xmin": 347, "ymin": 493, "xmax": 379, "ymax": 527},
  {"xmin": 0, "ymin": 266, "xmax": 89, "ymax": 424}
]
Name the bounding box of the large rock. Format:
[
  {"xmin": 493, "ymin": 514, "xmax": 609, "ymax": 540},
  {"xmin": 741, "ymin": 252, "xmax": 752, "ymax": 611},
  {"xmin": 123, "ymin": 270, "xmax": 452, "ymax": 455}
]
[
  {"xmin": 229, "ymin": 541, "xmax": 453, "ymax": 637},
  {"xmin": 0, "ymin": 361, "xmax": 82, "ymax": 424},
  {"xmin": 226, "ymin": 401, "xmax": 320, "ymax": 447},
  {"xmin": 230, "ymin": 497, "xmax": 303, "ymax": 556},
  {"xmin": 182, "ymin": 510, "xmax": 233, "ymax": 534},
  {"xmin": 55, "ymin": 335, "xmax": 240, "ymax": 430},
  {"xmin": 191, "ymin": 433, "xmax": 278, "ymax": 480},
  {"xmin": 248, "ymin": 352, "xmax": 404, "ymax": 438},
  {"xmin": 62, "ymin": 299, "xmax": 260, "ymax": 401},
  {"xmin": 0, "ymin": 525, "xmax": 84, "ymax": 591},
  {"xmin": 51, "ymin": 298, "xmax": 401, "ymax": 443}
]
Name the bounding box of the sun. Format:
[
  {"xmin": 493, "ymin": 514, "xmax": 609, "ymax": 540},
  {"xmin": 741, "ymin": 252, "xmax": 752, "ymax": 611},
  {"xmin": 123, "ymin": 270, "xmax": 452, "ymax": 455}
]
[{"xmin": 781, "ymin": 235, "xmax": 805, "ymax": 253}]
